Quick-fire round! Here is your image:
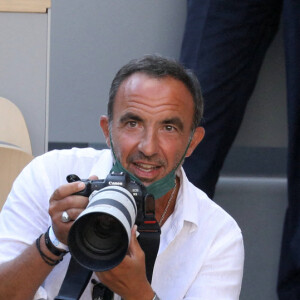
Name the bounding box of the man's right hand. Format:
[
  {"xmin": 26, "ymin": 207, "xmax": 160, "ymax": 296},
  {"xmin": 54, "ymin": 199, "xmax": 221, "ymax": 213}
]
[{"xmin": 48, "ymin": 180, "xmax": 90, "ymax": 245}]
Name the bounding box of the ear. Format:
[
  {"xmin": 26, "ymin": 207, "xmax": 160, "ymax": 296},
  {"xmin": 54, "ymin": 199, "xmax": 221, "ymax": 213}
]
[
  {"xmin": 100, "ymin": 115, "xmax": 111, "ymax": 148},
  {"xmin": 185, "ymin": 127, "xmax": 205, "ymax": 157}
]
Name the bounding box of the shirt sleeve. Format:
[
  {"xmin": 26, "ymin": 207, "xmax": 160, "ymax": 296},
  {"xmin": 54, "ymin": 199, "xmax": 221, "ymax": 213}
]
[
  {"xmin": 0, "ymin": 155, "xmax": 53, "ymax": 263},
  {"xmin": 185, "ymin": 225, "xmax": 244, "ymax": 300}
]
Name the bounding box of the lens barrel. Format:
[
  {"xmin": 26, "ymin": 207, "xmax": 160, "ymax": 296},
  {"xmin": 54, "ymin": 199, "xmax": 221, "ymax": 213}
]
[{"xmin": 68, "ymin": 186, "xmax": 137, "ymax": 271}]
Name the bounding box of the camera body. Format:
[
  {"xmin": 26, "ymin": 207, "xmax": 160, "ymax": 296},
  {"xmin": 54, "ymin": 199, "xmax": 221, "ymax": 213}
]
[
  {"xmin": 67, "ymin": 172, "xmax": 158, "ymax": 271},
  {"xmin": 67, "ymin": 172, "xmax": 154, "ymax": 226}
]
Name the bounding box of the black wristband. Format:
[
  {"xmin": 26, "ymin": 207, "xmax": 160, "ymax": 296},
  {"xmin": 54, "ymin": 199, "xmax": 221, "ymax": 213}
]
[
  {"xmin": 36, "ymin": 235, "xmax": 63, "ymax": 266},
  {"xmin": 44, "ymin": 226, "xmax": 67, "ymax": 257}
]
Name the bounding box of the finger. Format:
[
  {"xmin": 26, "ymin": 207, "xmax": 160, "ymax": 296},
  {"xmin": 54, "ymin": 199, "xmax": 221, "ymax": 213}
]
[
  {"xmin": 51, "ymin": 181, "xmax": 86, "ymax": 201},
  {"xmin": 128, "ymin": 225, "xmax": 142, "ymax": 257},
  {"xmin": 61, "ymin": 207, "xmax": 85, "ymax": 222},
  {"xmin": 88, "ymin": 174, "xmax": 98, "ymax": 180},
  {"xmin": 50, "ymin": 193, "xmax": 89, "ymax": 210},
  {"xmin": 49, "ymin": 193, "xmax": 89, "ymax": 220},
  {"xmin": 132, "ymin": 224, "xmax": 138, "ymax": 239}
]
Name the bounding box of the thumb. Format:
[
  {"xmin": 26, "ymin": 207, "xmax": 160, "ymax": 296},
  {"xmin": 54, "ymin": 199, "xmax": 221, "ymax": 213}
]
[{"xmin": 128, "ymin": 225, "xmax": 141, "ymax": 256}]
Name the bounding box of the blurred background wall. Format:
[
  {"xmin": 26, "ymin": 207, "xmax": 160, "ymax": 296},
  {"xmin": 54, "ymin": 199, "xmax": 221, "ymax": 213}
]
[{"xmin": 49, "ymin": 0, "xmax": 287, "ymax": 153}]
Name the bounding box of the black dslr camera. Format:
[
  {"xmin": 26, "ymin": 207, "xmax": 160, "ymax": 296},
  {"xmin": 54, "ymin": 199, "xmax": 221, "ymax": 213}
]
[{"xmin": 66, "ymin": 172, "xmax": 158, "ymax": 271}]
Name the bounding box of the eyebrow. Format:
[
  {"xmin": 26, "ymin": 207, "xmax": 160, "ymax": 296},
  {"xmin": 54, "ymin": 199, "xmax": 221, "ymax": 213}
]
[
  {"xmin": 119, "ymin": 112, "xmax": 142, "ymax": 124},
  {"xmin": 162, "ymin": 117, "xmax": 184, "ymax": 132},
  {"xmin": 119, "ymin": 112, "xmax": 184, "ymax": 132}
]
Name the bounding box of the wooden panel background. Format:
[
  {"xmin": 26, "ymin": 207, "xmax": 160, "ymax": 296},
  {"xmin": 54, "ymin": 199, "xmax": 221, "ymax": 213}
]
[{"xmin": 0, "ymin": 0, "xmax": 51, "ymax": 13}]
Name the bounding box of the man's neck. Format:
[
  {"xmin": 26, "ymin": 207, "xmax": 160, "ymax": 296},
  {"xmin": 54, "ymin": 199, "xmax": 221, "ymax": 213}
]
[{"xmin": 155, "ymin": 176, "xmax": 179, "ymax": 227}]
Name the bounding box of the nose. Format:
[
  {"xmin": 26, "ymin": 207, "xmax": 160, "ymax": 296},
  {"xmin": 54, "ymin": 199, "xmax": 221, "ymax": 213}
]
[{"xmin": 137, "ymin": 128, "xmax": 158, "ymax": 157}]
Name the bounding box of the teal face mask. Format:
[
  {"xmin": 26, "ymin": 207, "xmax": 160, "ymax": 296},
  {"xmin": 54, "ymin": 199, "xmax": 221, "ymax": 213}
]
[
  {"xmin": 110, "ymin": 159, "xmax": 176, "ymax": 199},
  {"xmin": 109, "ymin": 132, "xmax": 194, "ymax": 199}
]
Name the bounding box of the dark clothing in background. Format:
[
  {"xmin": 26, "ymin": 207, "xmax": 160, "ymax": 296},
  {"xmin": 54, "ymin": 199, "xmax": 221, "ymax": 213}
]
[{"xmin": 180, "ymin": 0, "xmax": 300, "ymax": 298}]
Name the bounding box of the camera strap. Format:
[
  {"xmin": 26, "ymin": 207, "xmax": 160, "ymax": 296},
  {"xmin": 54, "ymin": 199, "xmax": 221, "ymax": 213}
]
[
  {"xmin": 138, "ymin": 221, "xmax": 161, "ymax": 283},
  {"xmin": 54, "ymin": 256, "xmax": 92, "ymax": 300}
]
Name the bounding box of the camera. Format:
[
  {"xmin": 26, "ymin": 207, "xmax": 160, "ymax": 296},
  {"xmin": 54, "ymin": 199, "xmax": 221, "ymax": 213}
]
[{"xmin": 66, "ymin": 172, "xmax": 158, "ymax": 272}]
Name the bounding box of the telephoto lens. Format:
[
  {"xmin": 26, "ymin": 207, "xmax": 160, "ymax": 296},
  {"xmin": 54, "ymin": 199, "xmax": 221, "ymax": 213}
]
[{"xmin": 68, "ymin": 185, "xmax": 137, "ymax": 271}]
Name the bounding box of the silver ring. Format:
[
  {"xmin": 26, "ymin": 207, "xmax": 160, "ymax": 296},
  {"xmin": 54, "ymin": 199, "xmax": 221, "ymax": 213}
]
[{"xmin": 61, "ymin": 211, "xmax": 70, "ymax": 223}]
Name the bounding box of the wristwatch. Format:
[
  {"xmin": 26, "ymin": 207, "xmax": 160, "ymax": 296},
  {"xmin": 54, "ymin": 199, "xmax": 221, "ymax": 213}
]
[{"xmin": 45, "ymin": 226, "xmax": 69, "ymax": 255}]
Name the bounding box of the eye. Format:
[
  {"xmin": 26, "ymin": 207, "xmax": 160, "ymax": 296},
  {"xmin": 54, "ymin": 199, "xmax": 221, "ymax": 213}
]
[
  {"xmin": 127, "ymin": 120, "xmax": 137, "ymax": 128},
  {"xmin": 164, "ymin": 125, "xmax": 176, "ymax": 132}
]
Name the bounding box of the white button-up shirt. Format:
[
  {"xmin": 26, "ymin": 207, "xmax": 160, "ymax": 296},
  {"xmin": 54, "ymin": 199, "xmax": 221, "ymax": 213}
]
[{"xmin": 0, "ymin": 148, "xmax": 244, "ymax": 299}]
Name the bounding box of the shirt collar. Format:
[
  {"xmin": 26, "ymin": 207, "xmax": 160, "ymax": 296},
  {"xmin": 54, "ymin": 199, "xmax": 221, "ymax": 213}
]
[
  {"xmin": 89, "ymin": 149, "xmax": 114, "ymax": 179},
  {"xmin": 170, "ymin": 168, "xmax": 200, "ymax": 233}
]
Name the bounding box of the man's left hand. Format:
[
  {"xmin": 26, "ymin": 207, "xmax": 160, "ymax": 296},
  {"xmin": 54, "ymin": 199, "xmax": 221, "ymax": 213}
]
[{"xmin": 96, "ymin": 225, "xmax": 155, "ymax": 300}]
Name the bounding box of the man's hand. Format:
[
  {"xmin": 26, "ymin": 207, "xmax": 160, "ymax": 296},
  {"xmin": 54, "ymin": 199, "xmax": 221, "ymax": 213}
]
[
  {"xmin": 48, "ymin": 176, "xmax": 97, "ymax": 244},
  {"xmin": 96, "ymin": 225, "xmax": 155, "ymax": 300}
]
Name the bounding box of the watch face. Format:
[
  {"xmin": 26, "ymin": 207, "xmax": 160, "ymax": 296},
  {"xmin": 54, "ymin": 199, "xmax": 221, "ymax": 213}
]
[{"xmin": 53, "ymin": 239, "xmax": 59, "ymax": 247}]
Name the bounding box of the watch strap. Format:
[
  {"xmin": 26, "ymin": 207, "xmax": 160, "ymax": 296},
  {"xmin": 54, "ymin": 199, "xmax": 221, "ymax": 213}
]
[
  {"xmin": 152, "ymin": 293, "xmax": 161, "ymax": 300},
  {"xmin": 45, "ymin": 226, "xmax": 68, "ymax": 256}
]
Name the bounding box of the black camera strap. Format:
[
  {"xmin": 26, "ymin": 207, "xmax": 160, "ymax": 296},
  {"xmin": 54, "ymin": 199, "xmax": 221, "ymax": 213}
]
[
  {"xmin": 54, "ymin": 257, "xmax": 92, "ymax": 300},
  {"xmin": 138, "ymin": 221, "xmax": 161, "ymax": 283}
]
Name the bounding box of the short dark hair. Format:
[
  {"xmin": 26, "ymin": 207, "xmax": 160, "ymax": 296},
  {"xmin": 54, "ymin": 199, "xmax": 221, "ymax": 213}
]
[{"xmin": 108, "ymin": 55, "xmax": 203, "ymax": 130}]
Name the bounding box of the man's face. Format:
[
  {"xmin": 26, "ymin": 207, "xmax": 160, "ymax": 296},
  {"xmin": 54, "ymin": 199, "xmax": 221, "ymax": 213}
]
[{"xmin": 101, "ymin": 73, "xmax": 204, "ymax": 186}]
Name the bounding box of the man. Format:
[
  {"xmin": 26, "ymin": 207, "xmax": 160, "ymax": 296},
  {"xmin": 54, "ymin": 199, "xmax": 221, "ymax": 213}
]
[{"xmin": 0, "ymin": 55, "xmax": 244, "ymax": 299}]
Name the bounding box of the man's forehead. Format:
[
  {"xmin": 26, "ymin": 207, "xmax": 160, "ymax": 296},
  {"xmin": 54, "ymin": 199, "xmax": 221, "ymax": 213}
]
[
  {"xmin": 119, "ymin": 73, "xmax": 163, "ymax": 93},
  {"xmin": 116, "ymin": 73, "xmax": 193, "ymax": 101}
]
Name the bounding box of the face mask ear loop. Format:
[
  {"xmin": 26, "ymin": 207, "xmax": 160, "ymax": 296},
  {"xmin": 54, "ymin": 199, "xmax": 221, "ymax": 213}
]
[
  {"xmin": 173, "ymin": 129, "xmax": 195, "ymax": 172},
  {"xmin": 109, "ymin": 131, "xmax": 117, "ymax": 162}
]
